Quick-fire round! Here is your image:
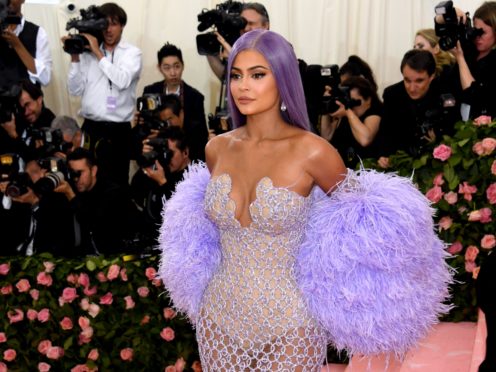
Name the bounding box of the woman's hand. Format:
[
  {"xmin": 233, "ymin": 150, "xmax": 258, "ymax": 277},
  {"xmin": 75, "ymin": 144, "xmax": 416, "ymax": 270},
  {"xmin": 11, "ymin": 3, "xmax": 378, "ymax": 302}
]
[{"xmin": 143, "ymin": 160, "xmax": 167, "ymax": 186}]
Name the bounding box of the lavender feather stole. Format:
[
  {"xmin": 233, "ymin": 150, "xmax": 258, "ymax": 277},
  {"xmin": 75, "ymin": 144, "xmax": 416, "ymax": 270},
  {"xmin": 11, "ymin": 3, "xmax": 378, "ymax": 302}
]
[
  {"xmin": 158, "ymin": 163, "xmax": 220, "ymax": 324},
  {"xmin": 297, "ymin": 168, "xmax": 453, "ymax": 358},
  {"xmin": 158, "ymin": 163, "xmax": 452, "ymax": 357}
]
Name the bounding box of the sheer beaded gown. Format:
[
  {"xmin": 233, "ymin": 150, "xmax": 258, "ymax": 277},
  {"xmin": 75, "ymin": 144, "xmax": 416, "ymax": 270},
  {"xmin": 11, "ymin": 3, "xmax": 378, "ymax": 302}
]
[{"xmin": 198, "ymin": 173, "xmax": 327, "ymax": 371}]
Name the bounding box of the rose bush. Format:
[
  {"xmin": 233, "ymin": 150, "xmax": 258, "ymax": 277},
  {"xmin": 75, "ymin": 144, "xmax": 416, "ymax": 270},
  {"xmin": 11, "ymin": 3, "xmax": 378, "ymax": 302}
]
[
  {"xmin": 0, "ymin": 253, "xmax": 200, "ymax": 370},
  {"xmin": 364, "ymin": 116, "xmax": 496, "ymax": 321}
]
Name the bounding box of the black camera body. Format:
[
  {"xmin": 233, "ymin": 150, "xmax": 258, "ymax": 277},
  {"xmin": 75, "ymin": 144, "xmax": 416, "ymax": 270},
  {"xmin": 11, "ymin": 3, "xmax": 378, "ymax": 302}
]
[
  {"xmin": 137, "ymin": 137, "xmax": 173, "ymax": 169},
  {"xmin": 28, "ymin": 127, "xmax": 69, "ymax": 156},
  {"xmin": 136, "ymin": 94, "xmax": 169, "ymax": 136},
  {"xmin": 0, "ymin": 84, "xmax": 20, "ymax": 123},
  {"xmin": 0, "ymin": 153, "xmax": 32, "ymax": 198},
  {"xmin": 64, "ymin": 5, "xmax": 108, "ymax": 54},
  {"xmin": 196, "ymin": 0, "xmax": 247, "ymax": 55},
  {"xmin": 434, "ymin": 1, "xmax": 482, "ymax": 51}
]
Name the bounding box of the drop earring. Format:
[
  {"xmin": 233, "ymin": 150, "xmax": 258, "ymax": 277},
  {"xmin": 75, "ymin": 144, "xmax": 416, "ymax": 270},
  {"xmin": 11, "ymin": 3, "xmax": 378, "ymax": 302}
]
[{"xmin": 280, "ymin": 102, "xmax": 287, "ymax": 112}]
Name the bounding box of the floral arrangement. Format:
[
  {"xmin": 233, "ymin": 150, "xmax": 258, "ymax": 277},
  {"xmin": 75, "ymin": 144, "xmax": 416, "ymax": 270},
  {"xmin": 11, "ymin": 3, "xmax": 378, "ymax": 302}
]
[
  {"xmin": 0, "ymin": 253, "xmax": 200, "ymax": 371},
  {"xmin": 365, "ymin": 115, "xmax": 495, "ymax": 321}
]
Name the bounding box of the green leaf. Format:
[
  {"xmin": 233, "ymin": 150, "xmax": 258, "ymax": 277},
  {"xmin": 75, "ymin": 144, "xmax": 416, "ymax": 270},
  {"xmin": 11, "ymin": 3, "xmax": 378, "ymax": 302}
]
[
  {"xmin": 86, "ymin": 259, "xmax": 97, "ymax": 271},
  {"xmin": 64, "ymin": 336, "xmax": 74, "ymax": 350}
]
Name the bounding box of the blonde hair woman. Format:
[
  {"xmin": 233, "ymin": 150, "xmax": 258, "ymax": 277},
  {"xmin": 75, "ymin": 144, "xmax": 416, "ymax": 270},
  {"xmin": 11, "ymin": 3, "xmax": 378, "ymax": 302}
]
[{"xmin": 414, "ymin": 28, "xmax": 455, "ymax": 76}]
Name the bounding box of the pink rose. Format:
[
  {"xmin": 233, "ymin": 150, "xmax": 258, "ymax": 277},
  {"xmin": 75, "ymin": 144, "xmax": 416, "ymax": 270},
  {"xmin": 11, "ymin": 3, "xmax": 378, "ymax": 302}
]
[
  {"xmin": 27, "ymin": 309, "xmax": 38, "ymax": 321},
  {"xmin": 492, "ymin": 160, "xmax": 496, "ymax": 175},
  {"xmin": 78, "ymin": 273, "xmax": 90, "ymax": 288},
  {"xmin": 88, "ymin": 348, "xmax": 99, "ymax": 361},
  {"xmin": 137, "ymin": 286, "xmax": 150, "ymax": 298},
  {"xmin": 465, "ymin": 261, "xmax": 476, "ymax": 273},
  {"xmin": 38, "ymin": 362, "xmax": 51, "ymax": 372},
  {"xmin": 481, "ymin": 234, "xmax": 496, "ymax": 249},
  {"xmin": 79, "ymin": 326, "xmax": 94, "ymax": 344},
  {"xmin": 60, "ymin": 317, "xmax": 73, "ymax": 330},
  {"xmin": 175, "ymin": 357, "xmax": 186, "ymax": 372},
  {"xmin": 70, "ymin": 364, "xmax": 91, "ymax": 372},
  {"xmin": 433, "ymin": 144, "xmax": 452, "ymax": 161},
  {"xmin": 165, "ymin": 367, "xmax": 176, "ymax": 372},
  {"xmin": 96, "ymin": 272, "xmax": 108, "ymax": 282},
  {"xmin": 152, "ymin": 278, "xmax": 163, "ymax": 287},
  {"xmin": 480, "ymin": 207, "xmax": 493, "ymax": 223},
  {"xmin": 425, "ymin": 186, "xmax": 443, "ymax": 203},
  {"xmin": 30, "ymin": 289, "xmax": 40, "ymax": 301},
  {"xmin": 145, "ymin": 267, "xmax": 157, "ymax": 281},
  {"xmin": 163, "ymin": 307, "xmax": 176, "ymax": 320},
  {"xmin": 0, "ymin": 332, "xmax": 6, "ymax": 343},
  {"xmin": 78, "ymin": 316, "xmax": 90, "ymax": 330},
  {"xmin": 468, "ymin": 210, "xmax": 482, "ymax": 221},
  {"xmin": 473, "ymin": 266, "xmax": 481, "ymax": 279},
  {"xmin": 37, "ymin": 308, "xmax": 50, "ymax": 323},
  {"xmin": 1, "ymin": 284, "xmax": 13, "ymax": 295},
  {"xmin": 458, "ymin": 182, "xmax": 477, "ymax": 201},
  {"xmin": 61, "ymin": 287, "xmax": 79, "ymax": 303},
  {"xmin": 465, "ymin": 245, "xmax": 479, "ymax": 262},
  {"xmin": 0, "ymin": 363, "xmax": 6, "ymax": 372},
  {"xmin": 487, "ymin": 183, "xmax": 496, "ymax": 204},
  {"xmin": 83, "ymin": 286, "xmax": 98, "ymax": 296},
  {"xmin": 99, "ymin": 292, "xmax": 113, "ymax": 305},
  {"xmin": 66, "ymin": 273, "xmax": 78, "ymax": 285},
  {"xmin": 141, "ymin": 315, "xmax": 150, "ymax": 325},
  {"xmin": 46, "ymin": 346, "xmax": 64, "ymax": 360},
  {"xmin": 0, "ymin": 263, "xmax": 10, "ymax": 275},
  {"xmin": 120, "ymin": 348, "xmax": 134, "ymax": 361},
  {"xmin": 107, "ymin": 264, "xmax": 120, "ymax": 281},
  {"xmin": 38, "ymin": 340, "xmax": 52, "ymax": 354},
  {"xmin": 443, "ymin": 191, "xmax": 458, "ymax": 204},
  {"xmin": 124, "ymin": 296, "xmax": 135, "ymax": 310},
  {"xmin": 120, "ymin": 268, "xmax": 128, "ymax": 281},
  {"xmin": 482, "ymin": 137, "xmax": 496, "ymax": 155},
  {"xmin": 160, "ymin": 327, "xmax": 175, "ymax": 341},
  {"xmin": 3, "ymin": 349, "xmax": 16, "ymax": 362},
  {"xmin": 191, "ymin": 361, "xmax": 202, "ymax": 372},
  {"xmin": 433, "ymin": 173, "xmax": 445, "ymax": 186},
  {"xmin": 438, "ymin": 216, "xmax": 453, "ymax": 231},
  {"xmin": 37, "ymin": 272, "xmax": 53, "ymax": 287},
  {"xmin": 473, "ymin": 141, "xmax": 484, "ymax": 155},
  {"xmin": 43, "ymin": 261, "xmax": 55, "ymax": 273},
  {"xmin": 80, "ymin": 298, "xmax": 90, "ymax": 311},
  {"xmin": 15, "ymin": 278, "xmax": 30, "ymax": 292},
  {"xmin": 8, "ymin": 308, "xmax": 24, "ymax": 323},
  {"xmin": 88, "ymin": 303, "xmax": 100, "ymax": 318},
  {"xmin": 473, "ymin": 115, "xmax": 492, "ymax": 126}
]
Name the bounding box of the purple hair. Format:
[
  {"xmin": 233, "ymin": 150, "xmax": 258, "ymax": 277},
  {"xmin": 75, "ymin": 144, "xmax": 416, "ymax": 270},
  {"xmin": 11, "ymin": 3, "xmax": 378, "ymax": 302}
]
[{"xmin": 227, "ymin": 30, "xmax": 310, "ymax": 131}]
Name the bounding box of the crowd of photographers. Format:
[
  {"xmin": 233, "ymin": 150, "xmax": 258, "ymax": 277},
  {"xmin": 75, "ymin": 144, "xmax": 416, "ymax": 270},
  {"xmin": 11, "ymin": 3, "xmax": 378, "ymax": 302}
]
[{"xmin": 0, "ymin": 0, "xmax": 495, "ymax": 259}]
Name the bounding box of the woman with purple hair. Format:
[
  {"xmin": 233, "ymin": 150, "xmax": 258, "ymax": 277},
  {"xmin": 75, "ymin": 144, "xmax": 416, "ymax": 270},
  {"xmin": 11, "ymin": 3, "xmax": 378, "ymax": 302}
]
[{"xmin": 159, "ymin": 30, "xmax": 452, "ymax": 370}]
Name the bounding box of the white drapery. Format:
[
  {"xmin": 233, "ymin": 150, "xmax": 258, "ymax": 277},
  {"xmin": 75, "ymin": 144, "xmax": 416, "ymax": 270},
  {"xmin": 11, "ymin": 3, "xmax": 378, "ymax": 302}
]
[{"xmin": 23, "ymin": 0, "xmax": 477, "ymax": 121}]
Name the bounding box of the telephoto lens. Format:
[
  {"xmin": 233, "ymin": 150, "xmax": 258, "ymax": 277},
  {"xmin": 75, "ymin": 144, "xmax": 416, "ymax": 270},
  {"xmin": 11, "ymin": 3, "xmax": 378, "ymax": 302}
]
[{"xmin": 33, "ymin": 171, "xmax": 65, "ymax": 196}]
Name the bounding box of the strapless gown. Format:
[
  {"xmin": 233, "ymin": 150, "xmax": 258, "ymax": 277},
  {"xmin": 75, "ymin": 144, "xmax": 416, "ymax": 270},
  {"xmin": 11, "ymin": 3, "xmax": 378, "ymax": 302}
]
[{"xmin": 197, "ymin": 173, "xmax": 327, "ymax": 371}]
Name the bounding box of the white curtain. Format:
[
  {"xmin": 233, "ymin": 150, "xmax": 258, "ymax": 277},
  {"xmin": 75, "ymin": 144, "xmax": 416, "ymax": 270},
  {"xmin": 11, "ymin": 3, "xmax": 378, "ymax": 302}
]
[{"xmin": 23, "ymin": 0, "xmax": 477, "ymax": 122}]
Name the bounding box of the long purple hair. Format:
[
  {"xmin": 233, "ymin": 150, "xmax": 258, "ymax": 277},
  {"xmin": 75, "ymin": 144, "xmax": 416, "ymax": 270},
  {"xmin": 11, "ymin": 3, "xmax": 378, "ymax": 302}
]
[{"xmin": 226, "ymin": 30, "xmax": 310, "ymax": 131}]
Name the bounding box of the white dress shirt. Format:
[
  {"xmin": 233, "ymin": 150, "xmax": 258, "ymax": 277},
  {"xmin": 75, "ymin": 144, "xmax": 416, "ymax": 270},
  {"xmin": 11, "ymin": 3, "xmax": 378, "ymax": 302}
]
[
  {"xmin": 67, "ymin": 40, "xmax": 142, "ymax": 123},
  {"xmin": 13, "ymin": 17, "xmax": 52, "ymax": 86}
]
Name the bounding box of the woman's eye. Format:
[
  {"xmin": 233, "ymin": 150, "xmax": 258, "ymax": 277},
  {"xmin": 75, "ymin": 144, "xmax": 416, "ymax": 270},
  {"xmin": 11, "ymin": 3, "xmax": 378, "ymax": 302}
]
[
  {"xmin": 231, "ymin": 73, "xmax": 242, "ymax": 80},
  {"xmin": 252, "ymin": 73, "xmax": 266, "ymax": 79}
]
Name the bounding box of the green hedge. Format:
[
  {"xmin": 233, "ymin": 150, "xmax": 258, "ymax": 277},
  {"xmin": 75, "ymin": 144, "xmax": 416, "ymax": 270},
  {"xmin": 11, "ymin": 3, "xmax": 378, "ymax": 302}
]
[{"xmin": 0, "ymin": 253, "xmax": 199, "ymax": 371}]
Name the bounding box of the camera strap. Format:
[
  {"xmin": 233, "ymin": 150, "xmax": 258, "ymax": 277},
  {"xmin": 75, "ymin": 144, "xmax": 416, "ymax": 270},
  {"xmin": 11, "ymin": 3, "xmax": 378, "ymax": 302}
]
[
  {"xmin": 103, "ymin": 48, "xmax": 115, "ymax": 92},
  {"xmin": 103, "ymin": 49, "xmax": 117, "ymax": 112}
]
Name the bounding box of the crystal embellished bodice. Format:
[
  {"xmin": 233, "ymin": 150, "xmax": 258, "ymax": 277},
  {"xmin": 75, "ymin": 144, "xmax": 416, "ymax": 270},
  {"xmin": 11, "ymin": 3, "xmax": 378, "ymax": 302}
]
[{"xmin": 201, "ymin": 173, "xmax": 318, "ymax": 344}]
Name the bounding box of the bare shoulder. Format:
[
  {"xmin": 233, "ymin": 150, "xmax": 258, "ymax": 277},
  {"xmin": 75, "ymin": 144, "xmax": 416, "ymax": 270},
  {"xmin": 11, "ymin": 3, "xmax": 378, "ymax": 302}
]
[
  {"xmin": 294, "ymin": 130, "xmax": 341, "ymax": 159},
  {"xmin": 205, "ymin": 129, "xmax": 242, "ymax": 171}
]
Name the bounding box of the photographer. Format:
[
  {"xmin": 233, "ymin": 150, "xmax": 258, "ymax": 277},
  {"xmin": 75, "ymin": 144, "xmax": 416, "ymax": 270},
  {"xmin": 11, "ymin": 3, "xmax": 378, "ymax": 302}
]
[
  {"xmin": 0, "ymin": 79, "xmax": 55, "ymax": 158},
  {"xmin": 377, "ymin": 49, "xmax": 460, "ymax": 167},
  {"xmin": 50, "ymin": 115, "xmax": 85, "ymax": 156},
  {"xmin": 143, "ymin": 43, "xmax": 207, "ymax": 161},
  {"xmin": 206, "ymin": 2, "xmax": 270, "ymax": 80},
  {"xmin": 131, "ymin": 126, "xmax": 190, "ymax": 241},
  {"xmin": 65, "ymin": 3, "xmax": 142, "ymax": 186},
  {"xmin": 54, "ymin": 148, "xmax": 144, "ymax": 255},
  {"xmin": 0, "ymin": 0, "xmax": 52, "ymax": 86},
  {"xmin": 435, "ymin": 1, "xmax": 496, "ymax": 118},
  {"xmin": 320, "ymin": 76, "xmax": 383, "ymax": 169}
]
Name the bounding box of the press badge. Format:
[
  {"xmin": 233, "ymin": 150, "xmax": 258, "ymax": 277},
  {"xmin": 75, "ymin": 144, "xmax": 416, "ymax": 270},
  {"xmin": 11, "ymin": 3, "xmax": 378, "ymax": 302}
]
[{"xmin": 106, "ymin": 96, "xmax": 117, "ymax": 112}]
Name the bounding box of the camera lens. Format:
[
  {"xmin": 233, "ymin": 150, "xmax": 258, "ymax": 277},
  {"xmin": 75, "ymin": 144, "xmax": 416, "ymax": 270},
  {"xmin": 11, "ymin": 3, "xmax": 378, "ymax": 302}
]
[{"xmin": 33, "ymin": 171, "xmax": 65, "ymax": 196}]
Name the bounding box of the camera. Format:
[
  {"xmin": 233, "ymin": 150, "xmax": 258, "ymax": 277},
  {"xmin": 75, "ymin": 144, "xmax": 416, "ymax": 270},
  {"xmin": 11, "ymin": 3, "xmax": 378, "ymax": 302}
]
[
  {"xmin": 208, "ymin": 110, "xmax": 231, "ymax": 135},
  {"xmin": 0, "ymin": 84, "xmax": 20, "ymax": 123},
  {"xmin": 32, "ymin": 157, "xmax": 70, "ymax": 196},
  {"xmin": 196, "ymin": 0, "xmax": 246, "ymax": 55},
  {"xmin": 137, "ymin": 137, "xmax": 173, "ymax": 169},
  {"xmin": 434, "ymin": 1, "xmax": 483, "ymax": 51},
  {"xmin": 28, "ymin": 127, "xmax": 69, "ymax": 156},
  {"xmin": 0, "ymin": 153, "xmax": 31, "ymax": 198},
  {"xmin": 0, "ymin": 0, "xmax": 21, "ymax": 32},
  {"xmin": 136, "ymin": 94, "xmax": 169, "ymax": 136},
  {"xmin": 63, "ymin": 5, "xmax": 108, "ymax": 54}
]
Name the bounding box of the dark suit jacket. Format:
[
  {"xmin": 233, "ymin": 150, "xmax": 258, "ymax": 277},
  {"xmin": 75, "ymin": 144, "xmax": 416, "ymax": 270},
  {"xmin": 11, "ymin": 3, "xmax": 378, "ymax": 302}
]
[{"xmin": 143, "ymin": 80, "xmax": 208, "ymax": 161}]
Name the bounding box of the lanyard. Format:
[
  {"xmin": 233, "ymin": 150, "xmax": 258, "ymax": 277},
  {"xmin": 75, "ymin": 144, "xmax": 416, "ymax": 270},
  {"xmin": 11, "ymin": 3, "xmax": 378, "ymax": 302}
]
[{"xmin": 103, "ymin": 48, "xmax": 115, "ymax": 92}]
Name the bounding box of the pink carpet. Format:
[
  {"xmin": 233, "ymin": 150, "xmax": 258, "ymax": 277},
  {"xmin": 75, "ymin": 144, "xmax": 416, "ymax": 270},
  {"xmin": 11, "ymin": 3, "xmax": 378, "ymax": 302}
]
[{"xmin": 322, "ymin": 310, "xmax": 487, "ymax": 372}]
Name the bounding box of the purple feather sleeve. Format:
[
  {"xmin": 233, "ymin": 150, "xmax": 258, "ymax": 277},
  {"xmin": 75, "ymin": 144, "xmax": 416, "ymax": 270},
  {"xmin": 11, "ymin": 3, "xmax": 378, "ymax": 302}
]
[
  {"xmin": 296, "ymin": 169, "xmax": 453, "ymax": 358},
  {"xmin": 158, "ymin": 163, "xmax": 220, "ymax": 324}
]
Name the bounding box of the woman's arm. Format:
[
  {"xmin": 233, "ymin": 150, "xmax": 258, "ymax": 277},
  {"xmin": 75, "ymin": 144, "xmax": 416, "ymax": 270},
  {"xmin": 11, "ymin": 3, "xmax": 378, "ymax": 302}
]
[
  {"xmin": 319, "ymin": 114, "xmax": 339, "ymax": 141},
  {"xmin": 347, "ymin": 110, "xmax": 381, "ymax": 147}
]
